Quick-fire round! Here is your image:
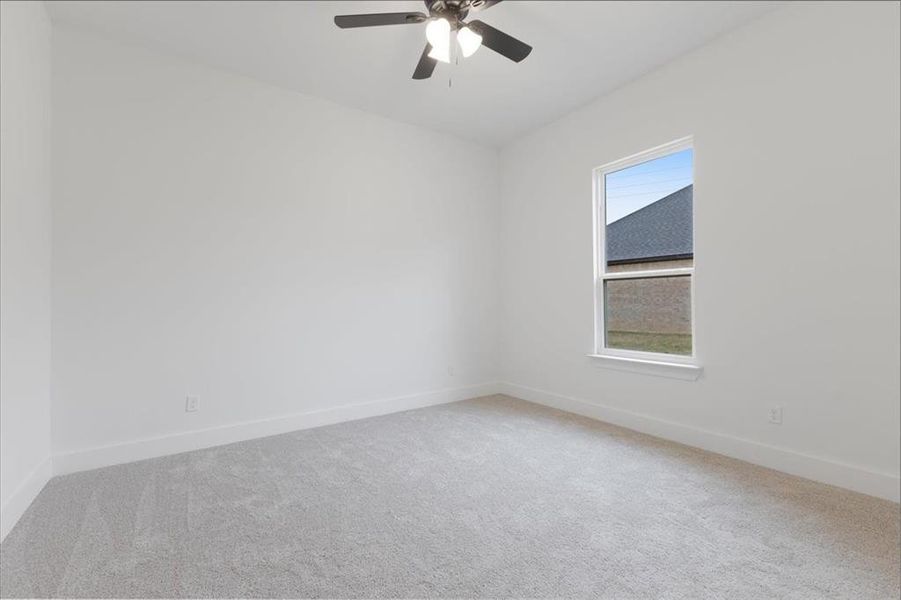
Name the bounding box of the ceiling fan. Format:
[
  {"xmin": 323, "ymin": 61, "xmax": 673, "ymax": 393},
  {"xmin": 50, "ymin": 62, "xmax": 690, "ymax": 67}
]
[{"xmin": 334, "ymin": 0, "xmax": 532, "ymax": 80}]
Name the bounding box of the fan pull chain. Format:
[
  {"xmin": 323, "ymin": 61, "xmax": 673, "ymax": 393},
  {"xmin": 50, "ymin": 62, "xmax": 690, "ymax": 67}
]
[{"xmin": 449, "ymin": 41, "xmax": 459, "ymax": 88}]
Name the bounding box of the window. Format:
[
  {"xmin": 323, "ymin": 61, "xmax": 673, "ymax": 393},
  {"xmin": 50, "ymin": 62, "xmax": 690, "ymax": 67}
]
[{"xmin": 593, "ymin": 138, "xmax": 696, "ymax": 368}]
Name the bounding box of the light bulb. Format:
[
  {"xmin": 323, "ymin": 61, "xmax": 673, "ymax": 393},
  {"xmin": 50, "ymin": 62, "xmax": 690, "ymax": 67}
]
[
  {"xmin": 457, "ymin": 26, "xmax": 482, "ymax": 57},
  {"xmin": 425, "ymin": 18, "xmax": 451, "ymax": 63}
]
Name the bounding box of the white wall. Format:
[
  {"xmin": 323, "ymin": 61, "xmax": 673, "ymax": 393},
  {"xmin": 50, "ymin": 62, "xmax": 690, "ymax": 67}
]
[
  {"xmin": 499, "ymin": 2, "xmax": 900, "ymax": 500},
  {"xmin": 51, "ymin": 28, "xmax": 499, "ymax": 465},
  {"xmin": 0, "ymin": 1, "xmax": 54, "ymax": 540}
]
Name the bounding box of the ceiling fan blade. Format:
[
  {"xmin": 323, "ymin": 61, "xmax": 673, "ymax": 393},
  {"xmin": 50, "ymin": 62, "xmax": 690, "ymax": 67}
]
[
  {"xmin": 467, "ymin": 0, "xmax": 504, "ymax": 12},
  {"xmin": 412, "ymin": 44, "xmax": 438, "ymax": 79},
  {"xmin": 334, "ymin": 12, "xmax": 427, "ymax": 29},
  {"xmin": 466, "ymin": 20, "xmax": 532, "ymax": 62}
]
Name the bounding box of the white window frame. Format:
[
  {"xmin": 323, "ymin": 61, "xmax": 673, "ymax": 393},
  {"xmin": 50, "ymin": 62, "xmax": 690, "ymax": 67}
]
[{"xmin": 589, "ymin": 137, "xmax": 701, "ymax": 379}]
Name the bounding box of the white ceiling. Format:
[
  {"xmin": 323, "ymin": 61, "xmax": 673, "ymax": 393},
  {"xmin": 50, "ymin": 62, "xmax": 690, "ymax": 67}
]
[{"xmin": 46, "ymin": 1, "xmax": 782, "ymax": 147}]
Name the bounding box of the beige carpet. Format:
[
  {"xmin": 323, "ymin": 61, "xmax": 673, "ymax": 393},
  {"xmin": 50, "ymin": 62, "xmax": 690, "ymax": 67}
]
[{"xmin": 1, "ymin": 395, "xmax": 899, "ymax": 598}]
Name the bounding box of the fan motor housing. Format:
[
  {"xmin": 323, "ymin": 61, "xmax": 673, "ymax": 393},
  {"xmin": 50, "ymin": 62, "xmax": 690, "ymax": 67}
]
[{"xmin": 425, "ymin": 0, "xmax": 472, "ymax": 21}]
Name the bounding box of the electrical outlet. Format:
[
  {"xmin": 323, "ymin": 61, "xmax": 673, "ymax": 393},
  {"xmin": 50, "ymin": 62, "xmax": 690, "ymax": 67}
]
[
  {"xmin": 185, "ymin": 396, "xmax": 199, "ymax": 413},
  {"xmin": 768, "ymin": 406, "xmax": 782, "ymax": 425}
]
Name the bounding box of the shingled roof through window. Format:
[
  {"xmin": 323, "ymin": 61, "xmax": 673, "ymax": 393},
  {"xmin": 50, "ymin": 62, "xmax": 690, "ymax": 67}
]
[{"xmin": 606, "ymin": 184, "xmax": 693, "ymax": 264}]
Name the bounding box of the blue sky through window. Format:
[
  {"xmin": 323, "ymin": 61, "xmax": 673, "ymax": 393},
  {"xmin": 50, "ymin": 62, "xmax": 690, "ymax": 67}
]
[{"xmin": 605, "ymin": 148, "xmax": 693, "ymax": 224}]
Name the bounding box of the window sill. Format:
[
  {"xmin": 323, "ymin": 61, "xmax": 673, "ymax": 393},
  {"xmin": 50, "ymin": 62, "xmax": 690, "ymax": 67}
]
[{"xmin": 586, "ymin": 353, "xmax": 703, "ymax": 381}]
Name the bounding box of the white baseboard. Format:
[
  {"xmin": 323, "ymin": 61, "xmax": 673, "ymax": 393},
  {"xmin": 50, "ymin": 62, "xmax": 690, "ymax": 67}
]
[
  {"xmin": 498, "ymin": 382, "xmax": 900, "ymax": 503},
  {"xmin": 0, "ymin": 457, "xmax": 53, "ymax": 542},
  {"xmin": 53, "ymin": 382, "xmax": 501, "ymax": 476}
]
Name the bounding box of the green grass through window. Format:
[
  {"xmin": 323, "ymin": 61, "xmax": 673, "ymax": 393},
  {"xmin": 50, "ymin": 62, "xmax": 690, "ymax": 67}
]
[{"xmin": 607, "ymin": 331, "xmax": 692, "ymax": 356}]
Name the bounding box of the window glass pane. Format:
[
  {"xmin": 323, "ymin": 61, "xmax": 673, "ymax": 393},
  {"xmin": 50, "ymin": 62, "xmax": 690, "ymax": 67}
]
[
  {"xmin": 604, "ymin": 275, "xmax": 692, "ymax": 355},
  {"xmin": 605, "ymin": 148, "xmax": 693, "ymax": 271}
]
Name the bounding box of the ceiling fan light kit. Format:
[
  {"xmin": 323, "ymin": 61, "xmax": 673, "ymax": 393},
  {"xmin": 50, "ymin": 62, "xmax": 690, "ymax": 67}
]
[
  {"xmin": 425, "ymin": 17, "xmax": 452, "ymax": 62},
  {"xmin": 457, "ymin": 26, "xmax": 483, "ymax": 57},
  {"xmin": 334, "ymin": 0, "xmax": 531, "ymax": 79}
]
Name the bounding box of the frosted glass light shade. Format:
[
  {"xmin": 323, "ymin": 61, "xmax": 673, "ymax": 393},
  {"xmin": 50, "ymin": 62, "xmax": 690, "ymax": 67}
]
[
  {"xmin": 425, "ymin": 18, "xmax": 451, "ymax": 63},
  {"xmin": 457, "ymin": 26, "xmax": 482, "ymax": 57}
]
